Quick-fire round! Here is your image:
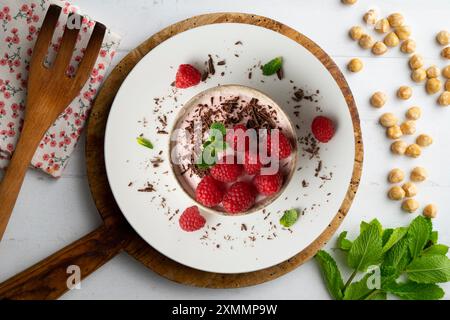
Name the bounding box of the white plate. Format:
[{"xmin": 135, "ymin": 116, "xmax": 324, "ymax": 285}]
[{"xmin": 105, "ymin": 23, "xmax": 356, "ymax": 274}]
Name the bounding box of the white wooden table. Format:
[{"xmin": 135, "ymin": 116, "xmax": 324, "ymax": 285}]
[{"xmin": 0, "ymin": 0, "xmax": 449, "ymax": 300}]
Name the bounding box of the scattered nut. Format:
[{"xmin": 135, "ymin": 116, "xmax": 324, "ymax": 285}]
[
  {"xmin": 411, "ymin": 68, "xmax": 427, "ymax": 83},
  {"xmin": 388, "ymin": 186, "xmax": 406, "ymax": 201},
  {"xmin": 426, "ymin": 78, "xmax": 442, "ymax": 94},
  {"xmin": 426, "ymin": 66, "xmax": 441, "ymax": 79},
  {"xmin": 406, "ymin": 106, "xmax": 421, "ymax": 120},
  {"xmin": 375, "ymin": 18, "xmax": 390, "ymax": 33},
  {"xmin": 359, "ymin": 34, "xmax": 375, "ymax": 49},
  {"xmin": 446, "ymin": 80, "xmax": 450, "ymax": 91},
  {"xmin": 405, "ymin": 144, "xmax": 422, "ymax": 158},
  {"xmin": 400, "ymin": 120, "xmax": 416, "ymax": 135},
  {"xmin": 341, "ymin": 0, "xmax": 357, "ymax": 4},
  {"xmin": 397, "ymin": 86, "xmax": 412, "ymax": 100},
  {"xmin": 363, "ymin": 9, "xmax": 377, "ymax": 25},
  {"xmin": 372, "ymin": 41, "xmax": 388, "ymax": 55},
  {"xmin": 402, "ymin": 199, "xmax": 419, "ymax": 213},
  {"xmin": 402, "ymin": 182, "xmax": 418, "ymax": 197},
  {"xmin": 384, "ymin": 32, "xmax": 400, "ymax": 47},
  {"xmin": 442, "ymin": 47, "xmax": 450, "ymax": 59},
  {"xmin": 410, "ymin": 167, "xmax": 428, "ymax": 182},
  {"xmin": 409, "ymin": 54, "xmax": 424, "ymax": 70},
  {"xmin": 391, "ymin": 140, "xmax": 408, "ymax": 155},
  {"xmin": 348, "ymin": 58, "xmax": 363, "ymax": 72},
  {"xmin": 388, "ymin": 168, "xmax": 405, "ymax": 183},
  {"xmin": 395, "ymin": 26, "xmax": 411, "ymax": 40},
  {"xmin": 423, "ymin": 204, "xmax": 437, "ymax": 219},
  {"xmin": 416, "ymin": 134, "xmax": 433, "ymax": 147},
  {"xmin": 387, "ymin": 125, "xmax": 403, "ymax": 139},
  {"xmin": 401, "ymin": 39, "xmax": 416, "ymax": 53},
  {"xmin": 438, "ymin": 91, "xmax": 450, "ymax": 106},
  {"xmin": 349, "ymin": 26, "xmax": 364, "ymax": 40},
  {"xmin": 387, "ymin": 13, "xmax": 404, "ymax": 28},
  {"xmin": 370, "ymin": 91, "xmax": 387, "ymax": 108},
  {"xmin": 380, "ymin": 113, "xmax": 398, "ymax": 127},
  {"xmin": 436, "ymin": 30, "xmax": 450, "ymax": 46},
  {"xmin": 443, "ymin": 65, "xmax": 450, "ymax": 79}
]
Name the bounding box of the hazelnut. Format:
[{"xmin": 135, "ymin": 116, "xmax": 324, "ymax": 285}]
[
  {"xmin": 372, "ymin": 41, "xmax": 388, "ymax": 55},
  {"xmin": 380, "ymin": 113, "xmax": 398, "ymax": 127},
  {"xmin": 443, "ymin": 65, "xmax": 450, "ymax": 79},
  {"xmin": 402, "ymin": 199, "xmax": 419, "ymax": 213},
  {"xmin": 349, "ymin": 26, "xmax": 364, "ymax": 41},
  {"xmin": 438, "ymin": 91, "xmax": 450, "ymax": 106},
  {"xmin": 342, "ymin": 0, "xmax": 357, "ymax": 4},
  {"xmin": 395, "ymin": 26, "xmax": 411, "ymax": 40},
  {"xmin": 391, "ymin": 140, "xmax": 408, "ymax": 155},
  {"xmin": 402, "ymin": 182, "xmax": 418, "ymax": 197},
  {"xmin": 397, "ymin": 86, "xmax": 412, "ymax": 100},
  {"xmin": 426, "ymin": 66, "xmax": 440, "ymax": 78},
  {"xmin": 370, "ymin": 91, "xmax": 387, "ymax": 108},
  {"xmin": 423, "ymin": 204, "xmax": 438, "ymax": 219},
  {"xmin": 442, "ymin": 47, "xmax": 450, "ymax": 59},
  {"xmin": 348, "ymin": 58, "xmax": 363, "ymax": 72},
  {"xmin": 388, "ymin": 186, "xmax": 406, "ymax": 201},
  {"xmin": 359, "ymin": 34, "xmax": 375, "ymax": 49},
  {"xmin": 387, "ymin": 13, "xmax": 404, "ymax": 28},
  {"xmin": 411, "ymin": 68, "xmax": 427, "ymax": 83},
  {"xmin": 405, "ymin": 144, "xmax": 422, "ymax": 158},
  {"xmin": 387, "ymin": 125, "xmax": 403, "ymax": 139},
  {"xmin": 416, "ymin": 134, "xmax": 433, "ymax": 147},
  {"xmin": 388, "ymin": 168, "xmax": 405, "ymax": 183},
  {"xmin": 410, "ymin": 167, "xmax": 428, "ymax": 182},
  {"xmin": 363, "ymin": 9, "xmax": 377, "ymax": 25},
  {"xmin": 405, "ymin": 106, "xmax": 421, "ymax": 120},
  {"xmin": 401, "ymin": 39, "xmax": 416, "ymax": 53},
  {"xmin": 375, "ymin": 18, "xmax": 390, "ymax": 33},
  {"xmin": 400, "ymin": 120, "xmax": 416, "ymax": 135},
  {"xmin": 384, "ymin": 32, "xmax": 400, "ymax": 47},
  {"xmin": 436, "ymin": 30, "xmax": 450, "ymax": 46},
  {"xmin": 446, "ymin": 80, "xmax": 450, "ymax": 91},
  {"xmin": 409, "ymin": 54, "xmax": 424, "ymax": 70},
  {"xmin": 426, "ymin": 78, "xmax": 442, "ymax": 94}
]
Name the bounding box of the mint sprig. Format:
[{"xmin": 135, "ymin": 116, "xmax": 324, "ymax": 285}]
[
  {"xmin": 262, "ymin": 57, "xmax": 283, "ymax": 76},
  {"xmin": 136, "ymin": 136, "xmax": 154, "ymax": 149},
  {"xmin": 315, "ymin": 216, "xmax": 450, "ymax": 300},
  {"xmin": 196, "ymin": 122, "xmax": 228, "ymax": 169},
  {"xmin": 280, "ymin": 209, "xmax": 299, "ymax": 228}
]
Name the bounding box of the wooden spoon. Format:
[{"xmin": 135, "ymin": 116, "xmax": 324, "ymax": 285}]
[{"xmin": 0, "ymin": 5, "xmax": 106, "ymax": 241}]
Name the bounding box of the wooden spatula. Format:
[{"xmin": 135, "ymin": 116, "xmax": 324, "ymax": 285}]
[{"xmin": 0, "ymin": 5, "xmax": 106, "ymax": 241}]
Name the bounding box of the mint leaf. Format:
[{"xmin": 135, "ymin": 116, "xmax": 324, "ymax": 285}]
[
  {"xmin": 423, "ymin": 244, "xmax": 449, "ymax": 256},
  {"xmin": 343, "ymin": 274, "xmax": 373, "ymax": 300},
  {"xmin": 406, "ymin": 255, "xmax": 450, "ymax": 283},
  {"xmin": 429, "ymin": 231, "xmax": 439, "ymax": 246},
  {"xmin": 136, "ymin": 136, "xmax": 154, "ymax": 149},
  {"xmin": 348, "ymin": 223, "xmax": 383, "ymax": 272},
  {"xmin": 382, "ymin": 227, "xmax": 408, "ymax": 253},
  {"xmin": 361, "ymin": 219, "xmax": 382, "ymax": 235},
  {"xmin": 337, "ymin": 231, "xmax": 353, "ymax": 251},
  {"xmin": 384, "ymin": 281, "xmax": 444, "ymax": 300},
  {"xmin": 315, "ymin": 251, "xmax": 344, "ymax": 300},
  {"xmin": 408, "ymin": 216, "xmax": 432, "ymax": 259},
  {"xmin": 383, "ymin": 238, "xmax": 411, "ymax": 273},
  {"xmin": 280, "ymin": 209, "xmax": 299, "ymax": 228},
  {"xmin": 382, "ymin": 229, "xmax": 394, "ymax": 247},
  {"xmin": 262, "ymin": 57, "xmax": 283, "ymax": 76},
  {"xmin": 210, "ymin": 122, "xmax": 226, "ymax": 136}
]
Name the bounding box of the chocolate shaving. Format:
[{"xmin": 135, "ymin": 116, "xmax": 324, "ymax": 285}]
[
  {"xmin": 208, "ymin": 54, "xmax": 215, "ymax": 75},
  {"xmin": 138, "ymin": 182, "xmax": 155, "ymax": 192}
]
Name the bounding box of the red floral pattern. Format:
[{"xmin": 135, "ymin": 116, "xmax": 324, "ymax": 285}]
[{"xmin": 0, "ymin": 0, "xmax": 121, "ymax": 177}]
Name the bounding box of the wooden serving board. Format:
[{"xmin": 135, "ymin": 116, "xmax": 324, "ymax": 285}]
[{"xmin": 0, "ymin": 13, "xmax": 362, "ymax": 300}]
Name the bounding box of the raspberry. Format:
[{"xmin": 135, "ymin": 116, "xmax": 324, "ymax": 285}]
[
  {"xmin": 195, "ymin": 176, "xmax": 224, "ymax": 208},
  {"xmin": 175, "ymin": 64, "xmax": 202, "ymax": 89},
  {"xmin": 266, "ymin": 130, "xmax": 292, "ymax": 160},
  {"xmin": 244, "ymin": 151, "xmax": 262, "ymax": 175},
  {"xmin": 311, "ymin": 116, "xmax": 335, "ymax": 143},
  {"xmin": 222, "ymin": 182, "xmax": 256, "ymax": 214},
  {"xmin": 253, "ymin": 172, "xmax": 284, "ymax": 196},
  {"xmin": 179, "ymin": 206, "xmax": 206, "ymax": 232},
  {"xmin": 210, "ymin": 158, "xmax": 243, "ymax": 183},
  {"xmin": 227, "ymin": 124, "xmax": 249, "ymax": 151}
]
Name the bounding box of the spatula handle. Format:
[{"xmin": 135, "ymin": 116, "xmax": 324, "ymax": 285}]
[
  {"xmin": 0, "ymin": 225, "xmax": 128, "ymax": 300},
  {"xmin": 0, "ymin": 123, "xmax": 41, "ymax": 241}
]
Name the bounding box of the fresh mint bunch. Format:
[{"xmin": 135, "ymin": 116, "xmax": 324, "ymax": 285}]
[{"xmin": 315, "ymin": 216, "xmax": 450, "ymax": 300}]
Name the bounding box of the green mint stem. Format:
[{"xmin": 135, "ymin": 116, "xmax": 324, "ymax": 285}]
[
  {"xmin": 363, "ymin": 289, "xmax": 381, "ymax": 300},
  {"xmin": 343, "ymin": 269, "xmax": 358, "ymax": 290}
]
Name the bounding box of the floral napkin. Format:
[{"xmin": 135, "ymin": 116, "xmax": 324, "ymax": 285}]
[{"xmin": 0, "ymin": 0, "xmax": 121, "ymax": 177}]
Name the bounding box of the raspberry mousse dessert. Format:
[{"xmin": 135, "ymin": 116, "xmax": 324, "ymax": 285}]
[{"xmin": 170, "ymin": 85, "xmax": 298, "ymax": 216}]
